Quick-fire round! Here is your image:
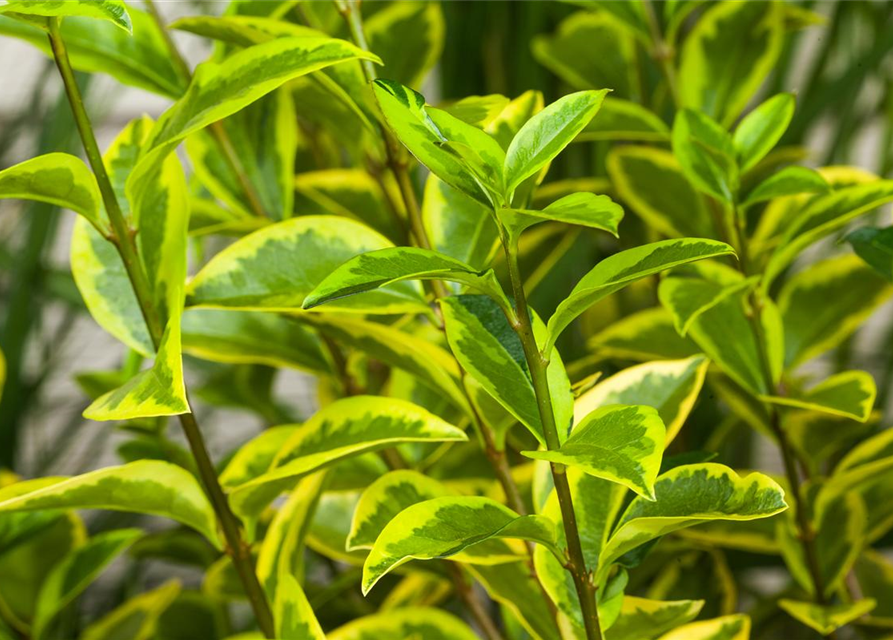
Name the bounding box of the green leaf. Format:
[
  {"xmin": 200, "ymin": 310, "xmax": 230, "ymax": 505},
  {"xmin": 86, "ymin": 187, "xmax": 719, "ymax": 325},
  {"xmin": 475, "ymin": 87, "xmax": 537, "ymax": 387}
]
[
  {"xmin": 187, "ymin": 216, "xmax": 425, "ymax": 313},
  {"xmin": 686, "ymin": 292, "xmax": 781, "ymax": 396},
  {"xmin": 70, "ymin": 217, "xmax": 152, "ymax": 356},
  {"xmin": 505, "ymin": 90, "xmax": 608, "ymax": 195},
  {"xmin": 590, "ymin": 307, "xmax": 701, "ymax": 362},
  {"xmin": 846, "ymin": 225, "xmax": 893, "ymax": 281},
  {"xmin": 440, "ymin": 295, "xmax": 574, "ymax": 446},
  {"xmin": 137, "ymin": 36, "xmax": 379, "ymax": 179},
  {"xmin": 547, "ymin": 238, "xmax": 736, "ymax": 352},
  {"xmin": 659, "ymin": 272, "xmax": 758, "ymax": 337},
  {"xmin": 733, "ymin": 93, "xmax": 795, "ymax": 172},
  {"xmin": 0, "ymin": 461, "xmax": 220, "ymax": 548},
  {"xmin": 32, "ymin": 529, "xmax": 142, "ymax": 640},
  {"xmin": 779, "ymin": 599, "xmax": 875, "ymax": 636},
  {"xmin": 372, "ymin": 79, "xmax": 491, "ymax": 205},
  {"xmin": 0, "ymin": 153, "xmax": 105, "ymax": 233},
  {"xmin": 186, "ymin": 89, "xmax": 296, "ymax": 220},
  {"xmin": 0, "ymin": 0, "xmax": 131, "ymax": 32},
  {"xmin": 679, "ymin": 0, "xmax": 783, "ymax": 126},
  {"xmin": 422, "ymin": 176, "xmax": 498, "ymax": 271},
  {"xmin": 219, "ymin": 426, "xmax": 297, "ymax": 490},
  {"xmin": 257, "ymin": 472, "xmax": 328, "ymax": 600},
  {"xmin": 763, "ymin": 180, "xmax": 893, "ymax": 289},
  {"xmin": 607, "ymin": 146, "xmax": 713, "ymax": 238},
  {"xmin": 468, "ymin": 562, "xmax": 561, "ymax": 640},
  {"xmin": 485, "ymin": 90, "xmax": 543, "ymax": 151},
  {"xmin": 741, "ymin": 166, "xmax": 830, "ymax": 207},
  {"xmin": 303, "ymin": 246, "xmax": 510, "ymax": 312},
  {"xmin": 82, "ymin": 312, "xmax": 189, "ymax": 420},
  {"xmin": 576, "ymin": 97, "xmax": 670, "ymax": 142},
  {"xmin": 347, "ymin": 470, "xmax": 450, "ymax": 551},
  {"xmin": 274, "ymin": 575, "xmax": 325, "ymax": 640},
  {"xmin": 672, "ymin": 109, "xmax": 738, "ymax": 203},
  {"xmin": 599, "ymin": 464, "xmax": 787, "ymax": 579},
  {"xmin": 656, "ymin": 614, "xmax": 750, "ymax": 640},
  {"xmin": 531, "ymin": 12, "xmax": 634, "ymax": 96},
  {"xmin": 365, "ymin": 1, "xmax": 444, "ymax": 88},
  {"xmin": 762, "ymin": 370, "xmax": 876, "ymax": 422},
  {"xmin": 228, "ymin": 396, "xmax": 467, "ymax": 522},
  {"xmin": 778, "ymin": 254, "xmax": 893, "ymax": 367},
  {"xmin": 575, "ymin": 356, "xmax": 709, "ymax": 445},
  {"xmin": 524, "ymin": 405, "xmax": 666, "ymax": 499},
  {"xmin": 440, "ymin": 94, "xmax": 509, "ymax": 129},
  {"xmin": 181, "ymin": 309, "xmax": 330, "ymax": 374},
  {"xmin": 81, "ymin": 580, "xmax": 181, "ymax": 640},
  {"xmin": 361, "ymin": 496, "xmax": 560, "ymax": 594},
  {"xmin": 297, "ymin": 314, "xmax": 468, "ymax": 414},
  {"xmin": 327, "ymin": 608, "xmax": 478, "ymax": 640},
  {"xmin": 507, "ymin": 191, "xmax": 624, "ymax": 237},
  {"xmin": 169, "ymin": 14, "xmax": 321, "ymax": 47},
  {"xmin": 608, "ymin": 597, "xmax": 704, "ymax": 640},
  {"xmin": 0, "ymin": 9, "xmax": 185, "ymax": 97},
  {"xmin": 855, "ymin": 550, "xmax": 893, "ymax": 621}
]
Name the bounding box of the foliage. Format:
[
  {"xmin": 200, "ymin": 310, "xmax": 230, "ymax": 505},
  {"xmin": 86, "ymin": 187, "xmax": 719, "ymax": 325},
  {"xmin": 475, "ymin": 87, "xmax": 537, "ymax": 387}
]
[{"xmin": 0, "ymin": 1, "xmax": 891, "ymax": 640}]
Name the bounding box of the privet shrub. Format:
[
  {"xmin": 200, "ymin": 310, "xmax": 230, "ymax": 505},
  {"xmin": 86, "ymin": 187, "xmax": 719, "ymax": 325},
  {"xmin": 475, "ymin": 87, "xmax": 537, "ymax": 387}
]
[{"xmin": 0, "ymin": 1, "xmax": 891, "ymax": 639}]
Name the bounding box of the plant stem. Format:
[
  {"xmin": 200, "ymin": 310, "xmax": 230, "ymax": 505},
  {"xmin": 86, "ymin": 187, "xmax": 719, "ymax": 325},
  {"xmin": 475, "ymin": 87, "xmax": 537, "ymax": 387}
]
[
  {"xmin": 502, "ymin": 238, "xmax": 603, "ymax": 640},
  {"xmin": 642, "ymin": 0, "xmax": 679, "ymax": 108},
  {"xmin": 47, "ymin": 20, "xmax": 275, "ymax": 638},
  {"xmin": 446, "ymin": 562, "xmax": 505, "ymax": 640},
  {"xmin": 143, "ymin": 0, "xmax": 269, "ymax": 219}
]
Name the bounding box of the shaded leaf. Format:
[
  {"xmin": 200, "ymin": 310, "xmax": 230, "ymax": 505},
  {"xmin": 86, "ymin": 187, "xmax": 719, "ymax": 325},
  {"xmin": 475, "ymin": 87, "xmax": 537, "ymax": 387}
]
[
  {"xmin": 779, "ymin": 599, "xmax": 875, "ymax": 636},
  {"xmin": 733, "ymin": 93, "xmax": 795, "ymax": 172},
  {"xmin": 327, "ymin": 608, "xmax": 478, "ymax": 640}
]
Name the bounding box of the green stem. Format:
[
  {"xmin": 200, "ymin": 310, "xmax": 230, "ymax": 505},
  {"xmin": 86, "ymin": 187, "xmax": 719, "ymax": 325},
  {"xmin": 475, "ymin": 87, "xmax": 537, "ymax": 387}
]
[
  {"xmin": 642, "ymin": 0, "xmax": 679, "ymax": 108},
  {"xmin": 47, "ymin": 20, "xmax": 275, "ymax": 638},
  {"xmin": 502, "ymin": 236, "xmax": 603, "ymax": 640},
  {"xmin": 445, "ymin": 563, "xmax": 505, "ymax": 640},
  {"xmin": 143, "ymin": 0, "xmax": 269, "ymax": 219}
]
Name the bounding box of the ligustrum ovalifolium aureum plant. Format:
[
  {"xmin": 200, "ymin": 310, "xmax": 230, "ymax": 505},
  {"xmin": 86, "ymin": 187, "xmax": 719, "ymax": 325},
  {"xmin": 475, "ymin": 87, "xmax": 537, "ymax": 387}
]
[{"xmin": 1, "ymin": 1, "xmax": 892, "ymax": 639}]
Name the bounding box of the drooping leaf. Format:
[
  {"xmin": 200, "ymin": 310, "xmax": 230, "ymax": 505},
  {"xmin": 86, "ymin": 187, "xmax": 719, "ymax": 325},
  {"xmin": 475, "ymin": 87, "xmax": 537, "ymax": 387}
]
[
  {"xmin": 372, "ymin": 79, "xmax": 492, "ymax": 205},
  {"xmin": 733, "ymin": 93, "xmax": 795, "ymax": 172},
  {"xmin": 0, "ymin": 461, "xmax": 220, "ymax": 548},
  {"xmin": 440, "ymin": 295, "xmax": 574, "ymax": 446},
  {"xmin": 365, "ymin": 1, "xmax": 444, "ymax": 88},
  {"xmin": 0, "ymin": 9, "xmax": 185, "ymax": 97},
  {"xmin": 228, "ymin": 396, "xmax": 467, "ymax": 521},
  {"xmin": 0, "ymin": 0, "xmax": 131, "ymax": 32},
  {"xmin": 655, "ymin": 614, "xmax": 750, "ymax": 640},
  {"xmin": 524, "ymin": 405, "xmax": 666, "ymax": 499},
  {"xmin": 422, "ymin": 176, "xmax": 498, "ymax": 271},
  {"xmin": 763, "ymin": 180, "xmax": 893, "ymax": 289},
  {"xmin": 576, "ymin": 356, "xmax": 709, "ymax": 445},
  {"xmin": 257, "ymin": 472, "xmax": 328, "ymax": 601},
  {"xmin": 672, "ymin": 108, "xmax": 738, "ymax": 203},
  {"xmin": 32, "ymin": 529, "xmax": 142, "ymax": 640},
  {"xmin": 741, "ymin": 166, "xmax": 830, "ymax": 207},
  {"xmin": 576, "ymin": 97, "xmax": 669, "ymax": 142},
  {"xmin": 547, "ymin": 238, "xmax": 735, "ymax": 352},
  {"xmin": 347, "ymin": 470, "xmax": 450, "ymax": 551},
  {"xmin": 678, "ymin": 0, "xmax": 783, "ymax": 126},
  {"xmin": 361, "ymin": 496, "xmax": 560, "ymax": 594},
  {"xmin": 274, "ymin": 575, "xmax": 325, "ymax": 640},
  {"xmin": 169, "ymin": 14, "xmax": 322, "ymax": 48},
  {"xmin": 762, "ymin": 370, "xmax": 876, "ymax": 422},
  {"xmin": 531, "ymin": 12, "xmax": 634, "ymax": 97},
  {"xmin": 778, "ymin": 254, "xmax": 892, "ymax": 367},
  {"xmin": 846, "ymin": 225, "xmax": 893, "ymax": 281},
  {"xmin": 779, "ymin": 599, "xmax": 875, "ymax": 636},
  {"xmin": 505, "ymin": 89, "xmax": 608, "ymax": 194},
  {"xmin": 80, "ymin": 580, "xmax": 181, "ymax": 640},
  {"xmin": 607, "ymin": 146, "xmax": 713, "ymax": 238},
  {"xmin": 303, "ymin": 246, "xmax": 510, "ymax": 312},
  {"xmin": 187, "ymin": 216, "xmax": 425, "ymax": 313},
  {"xmin": 0, "ymin": 153, "xmax": 105, "ymax": 233},
  {"xmin": 608, "ymin": 597, "xmax": 704, "ymax": 640},
  {"xmin": 598, "ymin": 464, "xmax": 787, "ymax": 579},
  {"xmin": 327, "ymin": 608, "xmax": 478, "ymax": 640},
  {"xmin": 181, "ymin": 309, "xmax": 330, "ymax": 374}
]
